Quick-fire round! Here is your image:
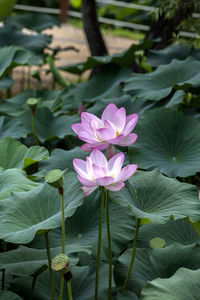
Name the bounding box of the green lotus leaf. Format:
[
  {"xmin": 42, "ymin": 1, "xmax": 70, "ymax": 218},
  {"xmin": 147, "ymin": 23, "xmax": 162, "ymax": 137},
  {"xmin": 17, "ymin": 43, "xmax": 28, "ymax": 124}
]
[
  {"xmin": 0, "ymin": 168, "xmax": 39, "ymax": 200},
  {"xmin": 129, "ymin": 108, "xmax": 200, "ymax": 177},
  {"xmin": 70, "ymin": 65, "xmax": 132, "ymax": 105},
  {"xmin": 0, "ymin": 76, "xmax": 13, "ymax": 90},
  {"xmin": 62, "ymin": 42, "xmax": 152, "ymax": 75},
  {"xmin": 0, "ymin": 137, "xmax": 49, "ymax": 170},
  {"xmin": 110, "ymin": 170, "xmax": 200, "ymax": 224},
  {"xmin": 0, "ymin": 116, "xmax": 27, "ymax": 139},
  {"xmin": 115, "ymin": 291, "xmax": 139, "ymax": 300},
  {"xmin": 164, "ymin": 90, "xmax": 185, "ymax": 108},
  {"xmin": 87, "ymin": 94, "xmax": 155, "ymax": 119},
  {"xmin": 0, "ymin": 89, "xmax": 62, "ymax": 117},
  {"xmin": 30, "ymin": 189, "xmax": 135, "ymax": 261},
  {"xmin": 114, "ymin": 243, "xmax": 200, "ymax": 295},
  {"xmin": 141, "ymin": 267, "xmax": 200, "ymax": 300},
  {"xmin": 0, "ymin": 169, "xmax": 83, "ymax": 243},
  {"xmin": 147, "ymin": 44, "xmax": 200, "ymax": 67},
  {"xmin": 139, "ymin": 219, "xmax": 199, "ymax": 248},
  {"xmin": 12, "ymin": 264, "xmax": 111, "ymax": 300},
  {"xmin": 38, "ymin": 147, "xmax": 88, "ymax": 176},
  {"xmin": 124, "ymin": 57, "xmax": 200, "ymax": 101},
  {"xmin": 0, "ymin": 46, "xmax": 31, "ymax": 79},
  {"xmin": 19, "ymin": 107, "xmax": 79, "ymax": 142},
  {"xmin": 5, "ymin": 13, "xmax": 61, "ymax": 32},
  {"xmin": 0, "ymin": 245, "xmax": 80, "ymax": 277},
  {"xmin": 0, "ymin": 26, "xmax": 51, "ymax": 54},
  {"xmin": 0, "ymin": 291, "xmax": 22, "ymax": 300}
]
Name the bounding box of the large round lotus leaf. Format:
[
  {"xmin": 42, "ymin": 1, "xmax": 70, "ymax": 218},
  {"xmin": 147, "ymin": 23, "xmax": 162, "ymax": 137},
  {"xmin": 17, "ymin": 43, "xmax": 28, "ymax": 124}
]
[
  {"xmin": 38, "ymin": 147, "xmax": 88, "ymax": 176},
  {"xmin": 139, "ymin": 219, "xmax": 199, "ymax": 248},
  {"xmin": 5, "ymin": 13, "xmax": 61, "ymax": 32},
  {"xmin": 115, "ymin": 291, "xmax": 139, "ymax": 300},
  {"xmin": 0, "ymin": 169, "xmax": 83, "ymax": 244},
  {"xmin": 19, "ymin": 107, "xmax": 79, "ymax": 142},
  {"xmin": 0, "ymin": 245, "xmax": 79, "ymax": 277},
  {"xmin": 129, "ymin": 108, "xmax": 200, "ymax": 177},
  {"xmin": 0, "ymin": 168, "xmax": 39, "ymax": 200},
  {"xmin": 141, "ymin": 267, "xmax": 200, "ymax": 300},
  {"xmin": 0, "ymin": 116, "xmax": 27, "ymax": 139},
  {"xmin": 114, "ymin": 243, "xmax": 200, "ymax": 295},
  {"xmin": 109, "ymin": 170, "xmax": 200, "ymax": 224},
  {"xmin": 0, "ymin": 291, "xmax": 22, "ymax": 300},
  {"xmin": 147, "ymin": 44, "xmax": 200, "ymax": 67},
  {"xmin": 30, "ymin": 189, "xmax": 135, "ymax": 261},
  {"xmin": 0, "ymin": 89, "xmax": 62, "ymax": 117},
  {"xmin": 87, "ymin": 94, "xmax": 155, "ymax": 119},
  {"xmin": 163, "ymin": 90, "xmax": 185, "ymax": 108},
  {"xmin": 0, "ymin": 76, "xmax": 13, "ymax": 90},
  {"xmin": 0, "ymin": 0, "xmax": 16, "ymax": 21},
  {"xmin": 0, "ymin": 26, "xmax": 51, "ymax": 54},
  {"xmin": 124, "ymin": 57, "xmax": 200, "ymax": 101},
  {"xmin": 0, "ymin": 46, "xmax": 31, "ymax": 79},
  {"xmin": 70, "ymin": 65, "xmax": 132, "ymax": 105},
  {"xmin": 62, "ymin": 42, "xmax": 152, "ymax": 75},
  {"xmin": 12, "ymin": 264, "xmax": 111, "ymax": 300},
  {"xmin": 0, "ymin": 137, "xmax": 48, "ymax": 170}
]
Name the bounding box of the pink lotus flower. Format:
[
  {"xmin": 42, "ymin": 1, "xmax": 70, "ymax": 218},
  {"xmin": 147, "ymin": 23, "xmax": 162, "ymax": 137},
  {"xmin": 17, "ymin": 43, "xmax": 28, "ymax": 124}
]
[
  {"xmin": 73, "ymin": 149, "xmax": 137, "ymax": 197},
  {"xmin": 71, "ymin": 103, "xmax": 138, "ymax": 151}
]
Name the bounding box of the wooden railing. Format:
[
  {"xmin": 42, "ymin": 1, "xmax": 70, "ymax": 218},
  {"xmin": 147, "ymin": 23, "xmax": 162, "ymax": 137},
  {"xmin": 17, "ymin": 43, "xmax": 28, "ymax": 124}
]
[{"xmin": 14, "ymin": 2, "xmax": 200, "ymax": 39}]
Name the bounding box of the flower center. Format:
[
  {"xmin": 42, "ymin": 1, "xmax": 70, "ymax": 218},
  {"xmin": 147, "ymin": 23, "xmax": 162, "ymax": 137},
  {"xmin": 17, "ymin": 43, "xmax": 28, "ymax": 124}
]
[{"xmin": 91, "ymin": 175, "xmax": 95, "ymax": 182}]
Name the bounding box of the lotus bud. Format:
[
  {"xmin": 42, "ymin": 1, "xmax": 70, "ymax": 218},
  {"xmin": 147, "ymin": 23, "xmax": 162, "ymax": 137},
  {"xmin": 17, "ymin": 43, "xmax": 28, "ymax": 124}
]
[
  {"xmin": 78, "ymin": 103, "xmax": 86, "ymax": 116},
  {"xmin": 52, "ymin": 254, "xmax": 72, "ymax": 281},
  {"xmin": 26, "ymin": 97, "xmax": 38, "ymax": 112},
  {"xmin": 45, "ymin": 169, "xmax": 64, "ymax": 190}
]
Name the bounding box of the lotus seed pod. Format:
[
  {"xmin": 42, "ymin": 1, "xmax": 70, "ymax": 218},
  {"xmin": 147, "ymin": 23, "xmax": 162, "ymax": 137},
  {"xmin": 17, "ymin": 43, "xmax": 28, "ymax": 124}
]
[
  {"xmin": 27, "ymin": 98, "xmax": 38, "ymax": 112},
  {"xmin": 52, "ymin": 254, "xmax": 70, "ymax": 274},
  {"xmin": 149, "ymin": 237, "xmax": 166, "ymax": 249},
  {"xmin": 45, "ymin": 169, "xmax": 64, "ymax": 189}
]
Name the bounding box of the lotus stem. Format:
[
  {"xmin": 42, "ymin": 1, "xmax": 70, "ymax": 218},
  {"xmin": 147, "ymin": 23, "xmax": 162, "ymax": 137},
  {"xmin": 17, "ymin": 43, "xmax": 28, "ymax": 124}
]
[
  {"xmin": 59, "ymin": 276, "xmax": 64, "ymax": 300},
  {"xmin": 58, "ymin": 187, "xmax": 66, "ymax": 300},
  {"xmin": 67, "ymin": 280, "xmax": 73, "ymax": 300},
  {"xmin": 2, "ymin": 241, "xmax": 7, "ymax": 290},
  {"xmin": 31, "ymin": 111, "xmax": 39, "ymax": 145},
  {"xmin": 95, "ymin": 186, "xmax": 105, "ymax": 300},
  {"xmin": 106, "ymin": 189, "xmax": 112, "ymax": 300},
  {"xmin": 1, "ymin": 269, "xmax": 5, "ymax": 290},
  {"xmin": 122, "ymin": 218, "xmax": 141, "ymax": 292},
  {"xmin": 59, "ymin": 187, "xmax": 66, "ymax": 254},
  {"xmin": 30, "ymin": 276, "xmax": 37, "ymax": 300},
  {"xmin": 45, "ymin": 232, "xmax": 55, "ymax": 300}
]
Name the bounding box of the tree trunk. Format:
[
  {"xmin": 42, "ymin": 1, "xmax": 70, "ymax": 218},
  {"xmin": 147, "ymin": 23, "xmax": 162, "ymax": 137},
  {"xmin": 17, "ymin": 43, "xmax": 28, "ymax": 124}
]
[
  {"xmin": 81, "ymin": 0, "xmax": 108, "ymax": 56},
  {"xmin": 145, "ymin": 0, "xmax": 195, "ymax": 49}
]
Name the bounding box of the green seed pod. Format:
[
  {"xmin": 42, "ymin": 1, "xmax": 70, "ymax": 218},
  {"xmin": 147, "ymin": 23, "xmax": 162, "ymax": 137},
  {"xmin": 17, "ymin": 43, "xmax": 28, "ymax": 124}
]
[
  {"xmin": 52, "ymin": 254, "xmax": 70, "ymax": 273},
  {"xmin": 45, "ymin": 169, "xmax": 64, "ymax": 189},
  {"xmin": 27, "ymin": 98, "xmax": 38, "ymax": 112},
  {"xmin": 149, "ymin": 237, "xmax": 166, "ymax": 249}
]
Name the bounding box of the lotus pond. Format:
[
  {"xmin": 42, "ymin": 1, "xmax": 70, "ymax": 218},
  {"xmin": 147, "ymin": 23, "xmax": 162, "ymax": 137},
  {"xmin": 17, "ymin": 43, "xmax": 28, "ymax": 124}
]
[{"xmin": 0, "ymin": 11, "xmax": 200, "ymax": 300}]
